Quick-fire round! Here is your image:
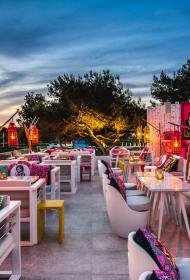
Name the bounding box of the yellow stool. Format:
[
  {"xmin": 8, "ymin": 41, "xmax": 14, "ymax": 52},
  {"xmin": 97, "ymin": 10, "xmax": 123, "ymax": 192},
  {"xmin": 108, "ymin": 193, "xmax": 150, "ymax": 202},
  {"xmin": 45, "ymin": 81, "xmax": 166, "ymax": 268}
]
[{"xmin": 38, "ymin": 200, "xmax": 64, "ymax": 244}]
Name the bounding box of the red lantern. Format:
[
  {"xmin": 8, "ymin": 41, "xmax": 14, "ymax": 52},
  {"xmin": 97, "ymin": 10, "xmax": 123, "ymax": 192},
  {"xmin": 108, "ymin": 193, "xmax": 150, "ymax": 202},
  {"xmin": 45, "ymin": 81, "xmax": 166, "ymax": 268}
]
[
  {"xmin": 172, "ymin": 130, "xmax": 181, "ymax": 154},
  {"xmin": 8, "ymin": 122, "xmax": 18, "ymax": 146},
  {"xmin": 30, "ymin": 125, "xmax": 39, "ymax": 144},
  {"xmin": 162, "ymin": 131, "xmax": 172, "ymax": 140}
]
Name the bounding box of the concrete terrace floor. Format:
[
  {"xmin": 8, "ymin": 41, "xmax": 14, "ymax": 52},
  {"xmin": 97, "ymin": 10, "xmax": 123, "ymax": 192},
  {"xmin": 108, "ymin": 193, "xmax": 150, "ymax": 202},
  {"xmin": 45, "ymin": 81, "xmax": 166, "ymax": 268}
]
[
  {"xmin": 21, "ymin": 175, "xmax": 129, "ymax": 280},
  {"xmin": 6, "ymin": 173, "xmax": 190, "ymax": 280}
]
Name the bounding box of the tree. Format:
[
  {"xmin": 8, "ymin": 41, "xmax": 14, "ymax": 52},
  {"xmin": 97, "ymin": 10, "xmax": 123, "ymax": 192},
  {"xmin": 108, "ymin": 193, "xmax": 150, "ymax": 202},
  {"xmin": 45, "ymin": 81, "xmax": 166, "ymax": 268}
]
[
  {"xmin": 18, "ymin": 70, "xmax": 146, "ymax": 153},
  {"xmin": 151, "ymin": 59, "xmax": 190, "ymax": 103}
]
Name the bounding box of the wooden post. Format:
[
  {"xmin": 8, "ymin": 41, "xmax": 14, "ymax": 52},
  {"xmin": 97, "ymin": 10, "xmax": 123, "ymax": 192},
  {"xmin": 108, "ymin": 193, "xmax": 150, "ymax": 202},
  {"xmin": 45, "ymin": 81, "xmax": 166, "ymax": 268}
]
[{"xmin": 24, "ymin": 125, "xmax": 32, "ymax": 153}]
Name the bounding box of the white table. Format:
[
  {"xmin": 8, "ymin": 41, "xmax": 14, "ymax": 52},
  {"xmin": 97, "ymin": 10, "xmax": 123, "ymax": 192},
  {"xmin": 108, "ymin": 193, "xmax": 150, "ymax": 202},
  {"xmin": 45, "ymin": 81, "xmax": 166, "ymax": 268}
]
[
  {"xmin": 137, "ymin": 172, "xmax": 190, "ymax": 239},
  {"xmin": 0, "ymin": 200, "xmax": 21, "ymax": 279},
  {"xmin": 43, "ymin": 159, "xmax": 77, "ymax": 193},
  {"xmin": 0, "ymin": 177, "xmax": 46, "ymax": 246}
]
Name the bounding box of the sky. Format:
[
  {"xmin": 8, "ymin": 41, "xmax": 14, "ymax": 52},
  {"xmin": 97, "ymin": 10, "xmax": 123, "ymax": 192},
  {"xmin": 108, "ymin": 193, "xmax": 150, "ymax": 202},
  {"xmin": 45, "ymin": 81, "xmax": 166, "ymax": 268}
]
[{"xmin": 0, "ymin": 0, "xmax": 190, "ymax": 124}]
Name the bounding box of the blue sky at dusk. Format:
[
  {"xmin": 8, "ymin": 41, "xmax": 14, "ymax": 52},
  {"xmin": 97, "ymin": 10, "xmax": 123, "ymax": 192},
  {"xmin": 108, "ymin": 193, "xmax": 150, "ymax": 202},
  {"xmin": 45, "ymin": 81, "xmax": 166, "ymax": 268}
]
[{"xmin": 0, "ymin": 0, "xmax": 190, "ymax": 122}]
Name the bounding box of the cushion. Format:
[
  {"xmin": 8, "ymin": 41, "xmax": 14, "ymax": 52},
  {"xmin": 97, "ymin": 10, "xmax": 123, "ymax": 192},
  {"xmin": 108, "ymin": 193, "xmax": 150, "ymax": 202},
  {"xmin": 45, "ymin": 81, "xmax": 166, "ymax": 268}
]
[
  {"xmin": 126, "ymin": 190, "xmax": 146, "ymax": 197},
  {"xmin": 101, "ymin": 160, "xmax": 113, "ymax": 176},
  {"xmin": 127, "ymin": 196, "xmax": 150, "ymax": 211},
  {"xmin": 124, "ymin": 182, "xmax": 137, "ymax": 190},
  {"xmin": 134, "ymin": 228, "xmax": 179, "ymax": 279},
  {"xmin": 59, "ymin": 155, "xmax": 74, "ymax": 160},
  {"xmin": 150, "ymin": 270, "xmax": 175, "ymax": 280},
  {"xmin": 156, "ymin": 154, "xmax": 172, "ymax": 169},
  {"xmin": 31, "ymin": 164, "xmax": 51, "ymax": 184},
  {"xmin": 27, "ymin": 154, "xmax": 41, "ymax": 162},
  {"xmin": 163, "ymin": 157, "xmax": 178, "ymax": 172},
  {"xmin": 109, "ymin": 176, "xmax": 126, "ymax": 201},
  {"xmin": 9, "ymin": 161, "xmax": 31, "ymax": 176},
  {"xmin": 0, "ymin": 165, "xmax": 8, "ymax": 179}
]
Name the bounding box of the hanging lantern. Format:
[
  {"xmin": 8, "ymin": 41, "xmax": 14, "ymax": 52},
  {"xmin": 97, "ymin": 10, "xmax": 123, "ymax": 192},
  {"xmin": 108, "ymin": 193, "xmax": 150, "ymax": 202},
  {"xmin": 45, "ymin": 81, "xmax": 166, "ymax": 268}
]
[
  {"xmin": 30, "ymin": 125, "xmax": 39, "ymax": 144},
  {"xmin": 172, "ymin": 130, "xmax": 181, "ymax": 154},
  {"xmin": 8, "ymin": 122, "xmax": 18, "ymax": 146},
  {"xmin": 143, "ymin": 125, "xmax": 150, "ymax": 143},
  {"xmin": 136, "ymin": 126, "xmax": 142, "ymax": 141}
]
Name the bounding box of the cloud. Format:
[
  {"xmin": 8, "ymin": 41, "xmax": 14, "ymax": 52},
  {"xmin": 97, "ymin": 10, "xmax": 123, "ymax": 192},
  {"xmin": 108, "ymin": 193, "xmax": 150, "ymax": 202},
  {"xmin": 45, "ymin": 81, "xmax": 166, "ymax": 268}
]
[{"xmin": 0, "ymin": 0, "xmax": 190, "ymax": 124}]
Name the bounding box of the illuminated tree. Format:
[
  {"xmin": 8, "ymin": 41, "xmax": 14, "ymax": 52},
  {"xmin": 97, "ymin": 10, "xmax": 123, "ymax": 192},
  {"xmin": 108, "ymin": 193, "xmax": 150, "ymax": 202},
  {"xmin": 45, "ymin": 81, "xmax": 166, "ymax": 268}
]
[{"xmin": 18, "ymin": 70, "xmax": 145, "ymax": 153}]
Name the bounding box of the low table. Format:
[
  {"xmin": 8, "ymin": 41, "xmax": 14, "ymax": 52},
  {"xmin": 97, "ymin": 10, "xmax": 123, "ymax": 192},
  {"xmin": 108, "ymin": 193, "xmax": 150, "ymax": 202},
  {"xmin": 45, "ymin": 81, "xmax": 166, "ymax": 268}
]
[{"xmin": 137, "ymin": 172, "xmax": 190, "ymax": 239}]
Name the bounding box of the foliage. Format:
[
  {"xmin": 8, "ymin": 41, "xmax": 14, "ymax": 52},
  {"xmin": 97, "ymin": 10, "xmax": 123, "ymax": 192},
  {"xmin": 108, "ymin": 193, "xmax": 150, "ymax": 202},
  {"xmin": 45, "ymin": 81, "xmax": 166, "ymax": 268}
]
[
  {"xmin": 151, "ymin": 59, "xmax": 190, "ymax": 103},
  {"xmin": 18, "ymin": 70, "xmax": 146, "ymax": 153}
]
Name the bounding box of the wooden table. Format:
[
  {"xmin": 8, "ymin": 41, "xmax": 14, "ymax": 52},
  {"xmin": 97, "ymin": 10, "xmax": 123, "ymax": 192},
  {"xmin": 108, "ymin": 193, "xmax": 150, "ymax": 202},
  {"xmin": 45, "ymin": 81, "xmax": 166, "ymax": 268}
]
[
  {"xmin": 137, "ymin": 172, "xmax": 190, "ymax": 239},
  {"xmin": 0, "ymin": 177, "xmax": 46, "ymax": 246}
]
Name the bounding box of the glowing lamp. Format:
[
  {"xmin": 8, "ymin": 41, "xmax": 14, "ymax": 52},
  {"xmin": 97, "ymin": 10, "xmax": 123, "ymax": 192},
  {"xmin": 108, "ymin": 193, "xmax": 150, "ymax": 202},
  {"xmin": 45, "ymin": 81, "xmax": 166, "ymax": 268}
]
[
  {"xmin": 155, "ymin": 168, "xmax": 164, "ymax": 180},
  {"xmin": 8, "ymin": 122, "xmax": 18, "ymax": 146},
  {"xmin": 30, "ymin": 125, "xmax": 39, "ymax": 144},
  {"xmin": 143, "ymin": 125, "xmax": 150, "ymax": 143},
  {"xmin": 172, "ymin": 130, "xmax": 181, "ymax": 153},
  {"xmin": 129, "ymin": 155, "xmax": 135, "ymax": 162},
  {"xmin": 136, "ymin": 126, "xmax": 142, "ymax": 140}
]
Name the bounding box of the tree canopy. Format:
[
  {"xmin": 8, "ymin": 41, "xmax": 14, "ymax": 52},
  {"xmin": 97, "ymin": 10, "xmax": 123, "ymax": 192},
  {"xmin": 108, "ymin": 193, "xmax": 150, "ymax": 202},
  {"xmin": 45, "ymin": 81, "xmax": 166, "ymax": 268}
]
[
  {"xmin": 151, "ymin": 59, "xmax": 190, "ymax": 103},
  {"xmin": 18, "ymin": 70, "xmax": 146, "ymax": 153}
]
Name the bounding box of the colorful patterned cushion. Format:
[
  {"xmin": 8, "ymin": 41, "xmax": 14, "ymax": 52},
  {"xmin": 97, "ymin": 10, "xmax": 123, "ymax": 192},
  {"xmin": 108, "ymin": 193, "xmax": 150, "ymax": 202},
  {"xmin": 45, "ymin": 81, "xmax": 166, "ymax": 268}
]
[
  {"xmin": 109, "ymin": 175, "xmax": 126, "ymax": 201},
  {"xmin": 9, "ymin": 161, "xmax": 31, "ymax": 176},
  {"xmin": 134, "ymin": 228, "xmax": 179, "ymax": 280},
  {"xmin": 101, "ymin": 160, "xmax": 113, "ymax": 176},
  {"xmin": 156, "ymin": 154, "xmax": 172, "ymax": 169},
  {"xmin": 27, "ymin": 154, "xmax": 41, "ymax": 162},
  {"xmin": 59, "ymin": 155, "xmax": 74, "ymax": 160},
  {"xmin": 150, "ymin": 270, "xmax": 175, "ymax": 280},
  {"xmin": 163, "ymin": 157, "xmax": 178, "ymax": 172},
  {"xmin": 31, "ymin": 164, "xmax": 51, "ymax": 184},
  {"xmin": 0, "ymin": 165, "xmax": 8, "ymax": 178}
]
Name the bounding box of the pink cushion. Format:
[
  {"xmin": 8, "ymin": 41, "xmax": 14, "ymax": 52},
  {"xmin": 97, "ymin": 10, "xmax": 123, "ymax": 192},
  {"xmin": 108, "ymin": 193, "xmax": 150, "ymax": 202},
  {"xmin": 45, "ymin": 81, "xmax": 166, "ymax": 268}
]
[
  {"xmin": 9, "ymin": 161, "xmax": 31, "ymax": 176},
  {"xmin": 156, "ymin": 154, "xmax": 172, "ymax": 169},
  {"xmin": 135, "ymin": 228, "xmax": 179, "ymax": 280},
  {"xmin": 27, "ymin": 154, "xmax": 41, "ymax": 162},
  {"xmin": 151, "ymin": 270, "xmax": 176, "ymax": 280},
  {"xmin": 31, "ymin": 164, "xmax": 51, "ymax": 184}
]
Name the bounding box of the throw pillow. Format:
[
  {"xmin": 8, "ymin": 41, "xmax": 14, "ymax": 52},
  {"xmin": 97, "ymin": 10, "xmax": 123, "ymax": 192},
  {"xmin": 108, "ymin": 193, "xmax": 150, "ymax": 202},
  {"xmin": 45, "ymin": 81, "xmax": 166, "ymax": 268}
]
[
  {"xmin": 156, "ymin": 154, "xmax": 172, "ymax": 169},
  {"xmin": 150, "ymin": 270, "xmax": 175, "ymax": 280},
  {"xmin": 109, "ymin": 175, "xmax": 126, "ymax": 201},
  {"xmin": 9, "ymin": 161, "xmax": 31, "ymax": 176},
  {"xmin": 31, "ymin": 164, "xmax": 51, "ymax": 184},
  {"xmin": 134, "ymin": 228, "xmax": 179, "ymax": 280},
  {"xmin": 163, "ymin": 157, "xmax": 178, "ymax": 172}
]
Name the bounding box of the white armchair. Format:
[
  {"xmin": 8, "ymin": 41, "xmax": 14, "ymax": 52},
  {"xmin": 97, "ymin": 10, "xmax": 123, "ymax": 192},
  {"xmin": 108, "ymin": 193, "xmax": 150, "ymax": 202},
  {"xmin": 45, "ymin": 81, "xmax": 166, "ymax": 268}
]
[
  {"xmin": 138, "ymin": 272, "xmax": 152, "ymax": 280},
  {"xmin": 104, "ymin": 184, "xmax": 150, "ymax": 238},
  {"xmin": 128, "ymin": 231, "xmax": 190, "ymax": 280}
]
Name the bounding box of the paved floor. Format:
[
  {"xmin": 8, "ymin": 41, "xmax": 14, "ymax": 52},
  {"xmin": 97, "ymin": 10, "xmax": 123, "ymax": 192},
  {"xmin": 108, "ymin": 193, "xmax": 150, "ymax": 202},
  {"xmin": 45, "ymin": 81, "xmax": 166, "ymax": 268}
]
[
  {"xmin": 20, "ymin": 175, "xmax": 129, "ymax": 280},
  {"xmin": 3, "ymin": 174, "xmax": 190, "ymax": 279}
]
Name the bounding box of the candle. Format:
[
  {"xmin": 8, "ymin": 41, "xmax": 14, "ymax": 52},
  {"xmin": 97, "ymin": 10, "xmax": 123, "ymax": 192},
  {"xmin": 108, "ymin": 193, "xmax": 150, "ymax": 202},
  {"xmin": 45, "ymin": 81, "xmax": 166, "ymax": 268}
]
[{"xmin": 155, "ymin": 168, "xmax": 164, "ymax": 180}]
